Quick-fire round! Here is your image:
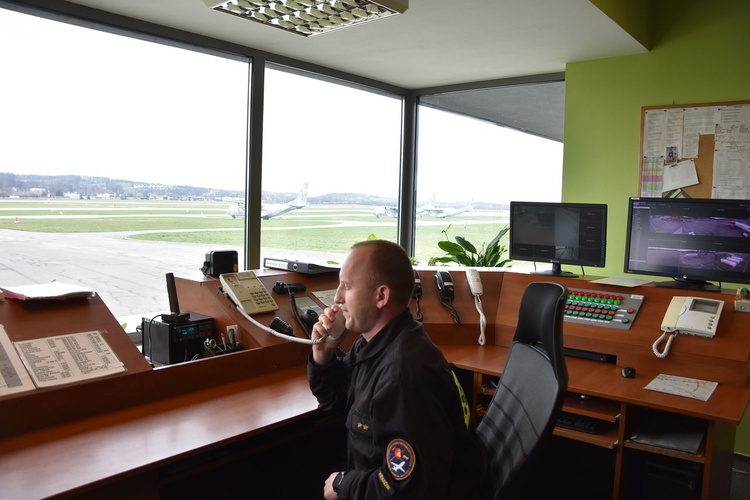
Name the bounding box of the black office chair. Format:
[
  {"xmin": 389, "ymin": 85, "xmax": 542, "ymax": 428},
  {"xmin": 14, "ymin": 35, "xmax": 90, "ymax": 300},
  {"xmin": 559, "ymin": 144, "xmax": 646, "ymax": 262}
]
[{"xmin": 476, "ymin": 281, "xmax": 569, "ymax": 499}]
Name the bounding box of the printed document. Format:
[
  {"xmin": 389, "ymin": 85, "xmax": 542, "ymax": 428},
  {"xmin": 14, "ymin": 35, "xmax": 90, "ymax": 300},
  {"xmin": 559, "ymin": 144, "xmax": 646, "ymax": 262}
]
[
  {"xmin": 0, "ymin": 325, "xmax": 36, "ymax": 396},
  {"xmin": 13, "ymin": 330, "xmax": 126, "ymax": 388}
]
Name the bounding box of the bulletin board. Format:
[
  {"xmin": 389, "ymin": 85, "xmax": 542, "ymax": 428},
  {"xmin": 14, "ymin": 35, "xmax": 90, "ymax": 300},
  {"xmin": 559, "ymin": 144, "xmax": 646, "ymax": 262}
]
[{"xmin": 638, "ymin": 100, "xmax": 750, "ymax": 199}]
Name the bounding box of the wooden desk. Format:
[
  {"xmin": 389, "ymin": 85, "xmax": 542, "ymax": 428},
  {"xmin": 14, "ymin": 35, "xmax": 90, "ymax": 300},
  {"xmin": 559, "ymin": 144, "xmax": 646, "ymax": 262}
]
[
  {"xmin": 0, "ymin": 365, "xmax": 323, "ymax": 499},
  {"xmin": 1, "ymin": 269, "xmax": 748, "ymax": 499},
  {"xmin": 441, "ymin": 271, "xmax": 750, "ymax": 500}
]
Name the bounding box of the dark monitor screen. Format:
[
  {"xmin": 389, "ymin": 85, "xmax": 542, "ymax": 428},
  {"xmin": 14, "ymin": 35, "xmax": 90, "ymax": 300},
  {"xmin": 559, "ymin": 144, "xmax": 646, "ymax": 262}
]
[
  {"xmin": 509, "ymin": 201, "xmax": 607, "ymax": 277},
  {"xmin": 624, "ymin": 197, "xmax": 750, "ymax": 291}
]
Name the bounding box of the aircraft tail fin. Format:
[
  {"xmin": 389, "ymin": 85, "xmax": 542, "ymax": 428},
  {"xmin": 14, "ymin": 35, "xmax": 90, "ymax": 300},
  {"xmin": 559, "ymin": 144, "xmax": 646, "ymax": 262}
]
[{"xmin": 293, "ymin": 183, "xmax": 309, "ymax": 207}]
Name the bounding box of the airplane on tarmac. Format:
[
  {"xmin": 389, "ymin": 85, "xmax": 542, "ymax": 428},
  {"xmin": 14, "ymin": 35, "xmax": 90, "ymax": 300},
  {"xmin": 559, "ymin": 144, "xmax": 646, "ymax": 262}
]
[
  {"xmin": 372, "ymin": 196, "xmax": 473, "ymax": 219},
  {"xmin": 419, "ymin": 203, "xmax": 473, "ymax": 218},
  {"xmin": 372, "ymin": 206, "xmax": 399, "ymax": 218},
  {"xmin": 417, "ymin": 195, "xmax": 473, "ymax": 218},
  {"xmin": 227, "ymin": 183, "xmax": 308, "ymax": 219}
]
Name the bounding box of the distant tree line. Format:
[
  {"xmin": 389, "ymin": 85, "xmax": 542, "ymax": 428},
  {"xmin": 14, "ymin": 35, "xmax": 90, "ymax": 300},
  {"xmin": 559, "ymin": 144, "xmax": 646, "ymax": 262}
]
[{"xmin": 0, "ymin": 172, "xmax": 240, "ymax": 200}]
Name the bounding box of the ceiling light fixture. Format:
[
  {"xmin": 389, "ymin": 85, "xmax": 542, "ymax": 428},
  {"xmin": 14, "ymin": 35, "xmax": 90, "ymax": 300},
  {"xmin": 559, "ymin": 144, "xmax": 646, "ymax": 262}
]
[{"xmin": 203, "ymin": 0, "xmax": 408, "ymax": 37}]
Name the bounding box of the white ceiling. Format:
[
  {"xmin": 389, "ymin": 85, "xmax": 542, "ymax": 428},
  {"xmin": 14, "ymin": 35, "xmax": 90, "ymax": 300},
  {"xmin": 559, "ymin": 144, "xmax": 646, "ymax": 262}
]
[{"xmin": 62, "ymin": 0, "xmax": 647, "ymax": 89}]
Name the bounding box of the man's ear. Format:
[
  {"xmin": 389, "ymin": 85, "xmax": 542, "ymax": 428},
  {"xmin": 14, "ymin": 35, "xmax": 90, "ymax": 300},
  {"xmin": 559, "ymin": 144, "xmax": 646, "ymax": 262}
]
[{"xmin": 374, "ymin": 284, "xmax": 390, "ymax": 309}]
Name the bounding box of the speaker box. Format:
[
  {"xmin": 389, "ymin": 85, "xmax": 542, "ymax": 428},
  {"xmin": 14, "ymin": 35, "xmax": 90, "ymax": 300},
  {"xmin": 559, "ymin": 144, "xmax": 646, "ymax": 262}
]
[{"xmin": 203, "ymin": 250, "xmax": 238, "ymax": 277}]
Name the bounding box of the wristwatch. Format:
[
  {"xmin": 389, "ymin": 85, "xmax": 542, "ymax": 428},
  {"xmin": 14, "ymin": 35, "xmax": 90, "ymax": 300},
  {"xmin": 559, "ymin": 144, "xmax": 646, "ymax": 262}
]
[{"xmin": 332, "ymin": 471, "xmax": 346, "ymax": 493}]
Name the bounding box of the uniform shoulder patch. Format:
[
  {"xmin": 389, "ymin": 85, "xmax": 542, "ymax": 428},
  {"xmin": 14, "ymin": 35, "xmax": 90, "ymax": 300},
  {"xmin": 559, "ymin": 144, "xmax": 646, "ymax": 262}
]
[{"xmin": 386, "ymin": 439, "xmax": 415, "ymax": 481}]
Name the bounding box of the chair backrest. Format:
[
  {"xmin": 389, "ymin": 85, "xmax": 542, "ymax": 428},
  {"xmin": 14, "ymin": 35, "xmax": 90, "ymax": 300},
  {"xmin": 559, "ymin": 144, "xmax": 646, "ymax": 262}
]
[{"xmin": 475, "ymin": 281, "xmax": 569, "ymax": 499}]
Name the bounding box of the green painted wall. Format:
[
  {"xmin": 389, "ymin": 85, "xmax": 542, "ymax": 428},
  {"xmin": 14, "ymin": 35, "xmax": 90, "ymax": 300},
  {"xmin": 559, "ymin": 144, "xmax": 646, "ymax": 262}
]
[{"xmin": 563, "ymin": 0, "xmax": 750, "ymax": 454}]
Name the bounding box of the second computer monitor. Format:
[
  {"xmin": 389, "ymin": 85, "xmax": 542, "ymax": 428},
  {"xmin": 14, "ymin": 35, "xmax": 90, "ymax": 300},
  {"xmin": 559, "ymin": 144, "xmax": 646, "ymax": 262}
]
[{"xmin": 509, "ymin": 201, "xmax": 608, "ymax": 277}]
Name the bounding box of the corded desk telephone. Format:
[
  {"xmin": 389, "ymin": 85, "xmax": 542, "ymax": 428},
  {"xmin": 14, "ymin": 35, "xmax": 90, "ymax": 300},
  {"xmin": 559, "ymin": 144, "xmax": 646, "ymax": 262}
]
[
  {"xmin": 219, "ymin": 272, "xmax": 323, "ymax": 345},
  {"xmin": 220, "ymin": 271, "xmax": 279, "ymax": 315},
  {"xmin": 653, "ymin": 296, "xmax": 724, "ymax": 358},
  {"xmin": 661, "ymin": 296, "xmax": 724, "ymax": 337}
]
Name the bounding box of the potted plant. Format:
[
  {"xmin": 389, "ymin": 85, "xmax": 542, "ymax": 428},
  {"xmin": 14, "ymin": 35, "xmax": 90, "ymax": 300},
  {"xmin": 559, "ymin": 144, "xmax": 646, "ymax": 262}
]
[{"xmin": 429, "ymin": 225, "xmax": 511, "ymax": 267}]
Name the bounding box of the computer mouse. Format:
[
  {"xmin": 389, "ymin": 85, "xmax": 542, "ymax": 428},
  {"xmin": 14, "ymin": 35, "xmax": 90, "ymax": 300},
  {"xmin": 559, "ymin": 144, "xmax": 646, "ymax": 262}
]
[{"xmin": 621, "ymin": 366, "xmax": 636, "ymax": 379}]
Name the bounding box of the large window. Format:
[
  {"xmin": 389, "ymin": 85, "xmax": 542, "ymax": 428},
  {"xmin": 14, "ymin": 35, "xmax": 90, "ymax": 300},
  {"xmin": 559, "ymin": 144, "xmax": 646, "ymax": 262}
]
[
  {"xmin": 0, "ymin": 5, "xmax": 566, "ymax": 325},
  {"xmin": 260, "ymin": 66, "xmax": 403, "ymax": 265},
  {"xmin": 0, "ymin": 7, "xmax": 249, "ymax": 322},
  {"xmin": 414, "ymin": 83, "xmax": 564, "ymax": 267}
]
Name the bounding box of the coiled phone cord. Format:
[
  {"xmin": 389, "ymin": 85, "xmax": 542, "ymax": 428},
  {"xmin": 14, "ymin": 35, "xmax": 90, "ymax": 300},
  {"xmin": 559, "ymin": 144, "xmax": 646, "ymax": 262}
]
[
  {"xmin": 474, "ymin": 294, "xmax": 486, "ymax": 346},
  {"xmin": 652, "ymin": 330, "xmax": 678, "ymax": 358}
]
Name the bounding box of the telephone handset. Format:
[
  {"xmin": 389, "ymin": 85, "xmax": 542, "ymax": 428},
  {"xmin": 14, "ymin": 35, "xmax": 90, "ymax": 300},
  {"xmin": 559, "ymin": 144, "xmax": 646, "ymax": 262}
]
[
  {"xmin": 653, "ymin": 296, "xmax": 724, "ymax": 358},
  {"xmin": 466, "ymin": 268, "xmax": 483, "ymax": 296},
  {"xmin": 435, "ymin": 271, "xmax": 455, "ymax": 301},
  {"xmin": 435, "ymin": 271, "xmax": 461, "ymax": 326},
  {"xmin": 220, "ymin": 271, "xmax": 279, "ymax": 315},
  {"xmin": 413, "ymin": 269, "xmax": 423, "ymax": 298}
]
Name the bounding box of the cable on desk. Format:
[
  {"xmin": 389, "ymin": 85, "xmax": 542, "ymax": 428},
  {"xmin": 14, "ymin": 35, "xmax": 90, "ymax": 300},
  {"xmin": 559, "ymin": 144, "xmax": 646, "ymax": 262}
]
[{"xmin": 234, "ymin": 303, "xmax": 324, "ymax": 345}]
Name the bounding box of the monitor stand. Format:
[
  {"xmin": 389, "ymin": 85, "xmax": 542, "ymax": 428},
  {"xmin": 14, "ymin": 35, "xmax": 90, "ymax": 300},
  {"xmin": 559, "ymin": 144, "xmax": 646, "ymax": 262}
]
[
  {"xmin": 531, "ymin": 262, "xmax": 578, "ymax": 278},
  {"xmin": 654, "ymin": 277, "xmax": 721, "ymax": 292}
]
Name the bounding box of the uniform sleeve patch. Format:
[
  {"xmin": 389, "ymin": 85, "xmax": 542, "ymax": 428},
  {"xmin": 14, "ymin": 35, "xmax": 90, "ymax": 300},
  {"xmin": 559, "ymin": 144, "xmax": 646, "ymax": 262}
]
[{"xmin": 386, "ymin": 439, "xmax": 415, "ymax": 481}]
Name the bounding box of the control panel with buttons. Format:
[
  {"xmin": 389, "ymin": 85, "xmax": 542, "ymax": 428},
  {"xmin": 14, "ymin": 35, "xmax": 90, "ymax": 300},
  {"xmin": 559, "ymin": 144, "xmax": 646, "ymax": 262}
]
[{"xmin": 564, "ymin": 288, "xmax": 644, "ymax": 331}]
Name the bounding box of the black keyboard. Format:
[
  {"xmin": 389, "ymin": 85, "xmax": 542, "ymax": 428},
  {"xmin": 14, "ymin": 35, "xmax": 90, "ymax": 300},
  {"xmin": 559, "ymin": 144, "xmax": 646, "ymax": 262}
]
[{"xmin": 556, "ymin": 411, "xmax": 602, "ymax": 434}]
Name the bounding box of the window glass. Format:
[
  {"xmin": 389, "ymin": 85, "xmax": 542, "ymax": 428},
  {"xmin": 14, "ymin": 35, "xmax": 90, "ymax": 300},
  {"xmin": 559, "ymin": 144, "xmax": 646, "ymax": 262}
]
[
  {"xmin": 0, "ymin": 7, "xmax": 249, "ymax": 323},
  {"xmin": 414, "ymin": 104, "xmax": 563, "ymax": 266},
  {"xmin": 260, "ymin": 67, "xmax": 402, "ymax": 265}
]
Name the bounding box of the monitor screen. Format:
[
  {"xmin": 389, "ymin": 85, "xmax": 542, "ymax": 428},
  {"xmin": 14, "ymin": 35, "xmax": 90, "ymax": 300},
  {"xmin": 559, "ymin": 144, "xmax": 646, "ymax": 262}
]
[
  {"xmin": 624, "ymin": 197, "xmax": 750, "ymax": 291},
  {"xmin": 509, "ymin": 201, "xmax": 607, "ymax": 277}
]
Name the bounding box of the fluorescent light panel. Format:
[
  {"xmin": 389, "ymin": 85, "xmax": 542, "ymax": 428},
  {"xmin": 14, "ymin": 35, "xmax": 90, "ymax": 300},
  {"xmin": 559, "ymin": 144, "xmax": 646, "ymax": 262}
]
[{"xmin": 203, "ymin": 0, "xmax": 408, "ymax": 37}]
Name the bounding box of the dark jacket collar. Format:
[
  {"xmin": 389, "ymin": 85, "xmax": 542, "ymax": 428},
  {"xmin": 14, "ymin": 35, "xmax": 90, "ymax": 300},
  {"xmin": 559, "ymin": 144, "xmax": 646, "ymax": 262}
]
[{"xmin": 348, "ymin": 308, "xmax": 413, "ymax": 365}]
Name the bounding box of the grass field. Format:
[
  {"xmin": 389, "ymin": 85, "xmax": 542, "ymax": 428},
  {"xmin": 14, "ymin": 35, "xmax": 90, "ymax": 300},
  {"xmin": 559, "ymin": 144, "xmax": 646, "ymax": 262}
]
[{"xmin": 0, "ymin": 198, "xmax": 510, "ymax": 264}]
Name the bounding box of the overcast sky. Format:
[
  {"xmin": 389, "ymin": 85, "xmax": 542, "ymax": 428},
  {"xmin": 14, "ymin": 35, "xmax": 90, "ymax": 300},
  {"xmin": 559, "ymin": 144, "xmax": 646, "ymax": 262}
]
[{"xmin": 0, "ymin": 7, "xmax": 562, "ymax": 205}]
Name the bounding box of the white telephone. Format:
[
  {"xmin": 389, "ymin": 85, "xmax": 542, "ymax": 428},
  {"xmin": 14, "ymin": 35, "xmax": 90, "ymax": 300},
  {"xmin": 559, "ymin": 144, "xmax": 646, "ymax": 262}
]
[
  {"xmin": 660, "ymin": 296, "xmax": 724, "ymax": 338},
  {"xmin": 219, "ymin": 271, "xmax": 324, "ymax": 345},
  {"xmin": 220, "ymin": 271, "xmax": 278, "ymax": 315},
  {"xmin": 653, "ymin": 296, "xmax": 724, "ymax": 358}
]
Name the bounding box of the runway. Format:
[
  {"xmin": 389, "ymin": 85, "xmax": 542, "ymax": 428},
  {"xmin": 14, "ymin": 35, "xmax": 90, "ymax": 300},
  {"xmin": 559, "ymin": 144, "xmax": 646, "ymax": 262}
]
[{"xmin": 0, "ymin": 228, "xmax": 230, "ymax": 321}]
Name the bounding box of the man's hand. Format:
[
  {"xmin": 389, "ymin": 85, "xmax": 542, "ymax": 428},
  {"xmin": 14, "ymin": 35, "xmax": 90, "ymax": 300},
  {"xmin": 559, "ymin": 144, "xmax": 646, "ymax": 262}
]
[
  {"xmin": 323, "ymin": 471, "xmax": 340, "ymax": 500},
  {"xmin": 311, "ymin": 304, "xmax": 346, "ymax": 366}
]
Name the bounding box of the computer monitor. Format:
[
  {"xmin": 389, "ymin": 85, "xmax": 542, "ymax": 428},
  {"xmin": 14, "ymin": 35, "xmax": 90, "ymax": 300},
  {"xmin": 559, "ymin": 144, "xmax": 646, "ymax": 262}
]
[
  {"xmin": 624, "ymin": 197, "xmax": 750, "ymax": 291},
  {"xmin": 509, "ymin": 201, "xmax": 608, "ymax": 277}
]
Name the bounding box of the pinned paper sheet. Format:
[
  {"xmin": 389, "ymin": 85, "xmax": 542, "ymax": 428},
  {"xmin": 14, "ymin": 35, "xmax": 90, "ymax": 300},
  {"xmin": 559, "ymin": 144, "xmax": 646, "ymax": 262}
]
[{"xmin": 662, "ymin": 159, "xmax": 699, "ymax": 193}]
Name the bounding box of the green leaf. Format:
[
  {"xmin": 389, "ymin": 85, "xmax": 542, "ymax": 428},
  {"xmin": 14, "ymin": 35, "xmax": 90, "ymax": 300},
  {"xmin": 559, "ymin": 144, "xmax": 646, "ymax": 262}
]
[
  {"xmin": 487, "ymin": 225, "xmax": 509, "ymax": 249},
  {"xmin": 455, "ymin": 235, "xmax": 478, "ymax": 255},
  {"xmin": 437, "ymin": 240, "xmax": 464, "ymax": 255}
]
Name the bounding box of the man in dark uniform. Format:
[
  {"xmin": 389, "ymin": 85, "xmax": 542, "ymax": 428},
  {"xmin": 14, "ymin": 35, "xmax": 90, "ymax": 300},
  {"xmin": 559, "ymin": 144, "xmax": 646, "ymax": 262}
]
[{"xmin": 308, "ymin": 239, "xmax": 485, "ymax": 499}]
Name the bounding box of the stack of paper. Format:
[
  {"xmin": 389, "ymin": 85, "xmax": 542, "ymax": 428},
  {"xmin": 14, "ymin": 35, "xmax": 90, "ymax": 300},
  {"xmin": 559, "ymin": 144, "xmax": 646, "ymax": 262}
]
[{"xmin": 0, "ymin": 281, "xmax": 95, "ymax": 300}]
